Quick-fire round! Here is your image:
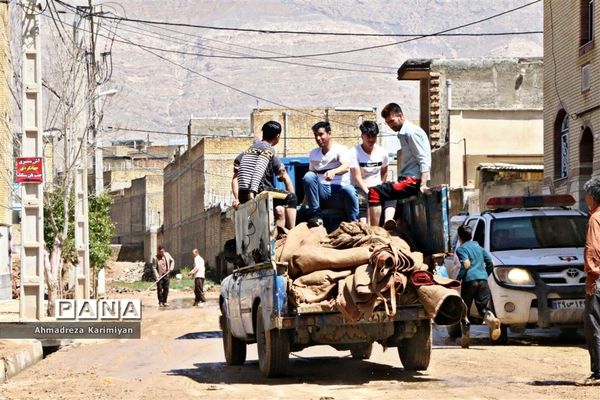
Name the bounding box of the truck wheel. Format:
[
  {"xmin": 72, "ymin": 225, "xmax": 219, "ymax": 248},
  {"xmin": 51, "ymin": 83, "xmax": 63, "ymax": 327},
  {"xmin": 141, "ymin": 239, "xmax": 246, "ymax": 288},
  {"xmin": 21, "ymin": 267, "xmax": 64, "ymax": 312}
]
[
  {"xmin": 256, "ymin": 304, "xmax": 289, "ymax": 377},
  {"xmin": 489, "ymin": 325, "xmax": 508, "ymax": 344},
  {"xmin": 397, "ymin": 320, "xmax": 432, "ymax": 371},
  {"xmin": 349, "ymin": 343, "xmax": 373, "ymax": 360},
  {"xmin": 220, "ymin": 305, "xmax": 247, "ymax": 365}
]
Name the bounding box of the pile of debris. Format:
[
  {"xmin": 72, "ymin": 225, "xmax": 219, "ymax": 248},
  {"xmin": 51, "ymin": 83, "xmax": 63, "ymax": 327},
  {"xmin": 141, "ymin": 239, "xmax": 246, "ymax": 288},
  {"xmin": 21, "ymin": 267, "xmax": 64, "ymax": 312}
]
[
  {"xmin": 276, "ymin": 222, "xmax": 465, "ymax": 324},
  {"xmin": 108, "ymin": 262, "xmax": 145, "ymax": 283}
]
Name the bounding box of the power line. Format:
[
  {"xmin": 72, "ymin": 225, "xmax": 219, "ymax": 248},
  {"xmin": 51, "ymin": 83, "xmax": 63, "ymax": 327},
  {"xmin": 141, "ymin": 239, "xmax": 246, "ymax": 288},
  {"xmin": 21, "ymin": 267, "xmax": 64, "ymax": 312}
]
[
  {"xmin": 99, "ymin": 19, "xmax": 396, "ymax": 73},
  {"xmin": 98, "ymin": 27, "xmax": 391, "ymax": 74},
  {"xmin": 40, "ymin": 7, "xmax": 394, "ymax": 75},
  {"xmin": 112, "ymin": 18, "xmax": 396, "ymax": 71},
  {"xmin": 106, "ymin": 126, "xmax": 400, "ymax": 140},
  {"xmin": 97, "ymin": 33, "xmax": 360, "ymax": 128},
  {"xmin": 55, "ymin": 0, "xmax": 541, "ymax": 60},
  {"xmin": 55, "ymin": 0, "xmax": 541, "ymax": 38}
]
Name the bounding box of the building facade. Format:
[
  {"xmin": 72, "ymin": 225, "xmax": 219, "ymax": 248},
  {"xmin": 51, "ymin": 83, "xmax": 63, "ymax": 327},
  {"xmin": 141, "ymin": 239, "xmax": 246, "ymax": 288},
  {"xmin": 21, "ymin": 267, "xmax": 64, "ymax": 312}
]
[
  {"xmin": 397, "ymin": 57, "xmax": 544, "ymax": 213},
  {"xmin": 98, "ymin": 144, "xmax": 177, "ymax": 193},
  {"xmin": 110, "ymin": 174, "xmax": 163, "ymax": 261},
  {"xmin": 544, "ymin": 0, "xmax": 600, "ymax": 210}
]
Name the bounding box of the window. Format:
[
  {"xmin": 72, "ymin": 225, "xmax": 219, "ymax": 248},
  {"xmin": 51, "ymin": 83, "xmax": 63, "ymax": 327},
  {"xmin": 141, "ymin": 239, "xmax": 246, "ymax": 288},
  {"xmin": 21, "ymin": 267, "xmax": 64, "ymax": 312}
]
[
  {"xmin": 581, "ymin": 0, "xmax": 595, "ymax": 46},
  {"xmin": 554, "ymin": 110, "xmax": 569, "ymax": 179},
  {"xmin": 473, "ymin": 220, "xmax": 485, "ymax": 248},
  {"xmin": 490, "ymin": 216, "xmax": 587, "ymax": 251}
]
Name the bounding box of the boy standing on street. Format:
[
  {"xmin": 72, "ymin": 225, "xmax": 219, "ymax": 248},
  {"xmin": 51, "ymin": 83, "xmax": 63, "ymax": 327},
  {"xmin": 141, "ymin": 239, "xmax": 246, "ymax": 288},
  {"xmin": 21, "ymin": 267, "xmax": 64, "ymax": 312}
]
[{"xmin": 455, "ymin": 225, "xmax": 501, "ymax": 348}]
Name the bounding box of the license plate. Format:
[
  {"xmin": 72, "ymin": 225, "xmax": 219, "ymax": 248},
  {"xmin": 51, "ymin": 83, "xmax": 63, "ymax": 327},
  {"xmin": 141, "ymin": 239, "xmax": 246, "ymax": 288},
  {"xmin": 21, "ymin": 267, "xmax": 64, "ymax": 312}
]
[{"xmin": 550, "ymin": 299, "xmax": 585, "ymax": 310}]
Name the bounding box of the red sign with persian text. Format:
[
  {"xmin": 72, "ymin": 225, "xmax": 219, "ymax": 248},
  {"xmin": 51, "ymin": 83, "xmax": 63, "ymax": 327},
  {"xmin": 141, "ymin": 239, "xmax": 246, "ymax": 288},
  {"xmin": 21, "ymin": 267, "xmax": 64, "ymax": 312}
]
[{"xmin": 15, "ymin": 157, "xmax": 44, "ymax": 183}]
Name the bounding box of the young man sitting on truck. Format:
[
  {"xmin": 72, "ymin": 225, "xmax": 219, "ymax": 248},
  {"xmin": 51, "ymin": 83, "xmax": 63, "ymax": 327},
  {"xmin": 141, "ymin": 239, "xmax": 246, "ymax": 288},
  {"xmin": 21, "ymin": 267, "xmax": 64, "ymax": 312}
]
[
  {"xmin": 455, "ymin": 225, "xmax": 501, "ymax": 348},
  {"xmin": 368, "ymin": 103, "xmax": 431, "ymax": 226},
  {"xmin": 348, "ymin": 120, "xmax": 394, "ymax": 224},
  {"xmin": 302, "ymin": 121, "xmax": 359, "ymax": 223},
  {"xmin": 231, "ymin": 121, "xmax": 297, "ymax": 229}
]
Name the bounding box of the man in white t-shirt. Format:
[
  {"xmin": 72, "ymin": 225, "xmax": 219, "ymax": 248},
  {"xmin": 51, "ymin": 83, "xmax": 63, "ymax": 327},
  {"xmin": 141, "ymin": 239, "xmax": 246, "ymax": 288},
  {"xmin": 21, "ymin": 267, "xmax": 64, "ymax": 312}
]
[
  {"xmin": 349, "ymin": 121, "xmax": 394, "ymax": 224},
  {"xmin": 189, "ymin": 248, "xmax": 206, "ymax": 306},
  {"xmin": 302, "ymin": 121, "xmax": 359, "ymax": 222}
]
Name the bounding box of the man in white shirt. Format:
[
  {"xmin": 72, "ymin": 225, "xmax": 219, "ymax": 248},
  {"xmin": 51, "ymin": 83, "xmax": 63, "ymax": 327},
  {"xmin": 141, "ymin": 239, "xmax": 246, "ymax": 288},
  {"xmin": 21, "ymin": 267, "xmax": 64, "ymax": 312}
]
[
  {"xmin": 302, "ymin": 121, "xmax": 359, "ymax": 223},
  {"xmin": 349, "ymin": 121, "xmax": 393, "ymax": 224},
  {"xmin": 189, "ymin": 248, "xmax": 206, "ymax": 306},
  {"xmin": 368, "ymin": 103, "xmax": 431, "ymax": 226}
]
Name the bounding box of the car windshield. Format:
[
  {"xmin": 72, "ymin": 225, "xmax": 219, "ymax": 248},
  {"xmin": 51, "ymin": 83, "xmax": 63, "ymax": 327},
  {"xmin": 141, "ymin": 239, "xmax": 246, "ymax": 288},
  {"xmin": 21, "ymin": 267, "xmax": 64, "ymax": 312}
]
[{"xmin": 490, "ymin": 215, "xmax": 587, "ymax": 251}]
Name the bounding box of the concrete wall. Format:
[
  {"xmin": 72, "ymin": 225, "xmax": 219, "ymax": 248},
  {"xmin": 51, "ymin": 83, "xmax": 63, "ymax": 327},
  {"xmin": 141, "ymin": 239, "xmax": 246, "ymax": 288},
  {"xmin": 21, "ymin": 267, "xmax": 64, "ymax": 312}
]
[
  {"xmin": 0, "ymin": 3, "xmax": 12, "ymax": 226},
  {"xmin": 0, "ymin": 3, "xmax": 12, "ymax": 300},
  {"xmin": 477, "ymin": 181, "xmax": 544, "ymax": 213},
  {"xmin": 543, "ymin": 1, "xmax": 600, "ymax": 210},
  {"xmin": 442, "ymin": 109, "xmax": 544, "ymax": 188}
]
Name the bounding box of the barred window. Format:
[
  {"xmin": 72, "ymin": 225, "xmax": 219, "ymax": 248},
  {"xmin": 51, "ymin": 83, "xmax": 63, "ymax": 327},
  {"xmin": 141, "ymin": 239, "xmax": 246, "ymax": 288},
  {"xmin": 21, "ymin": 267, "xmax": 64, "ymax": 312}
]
[
  {"xmin": 581, "ymin": 0, "xmax": 595, "ymax": 46},
  {"xmin": 554, "ymin": 110, "xmax": 569, "ymax": 180}
]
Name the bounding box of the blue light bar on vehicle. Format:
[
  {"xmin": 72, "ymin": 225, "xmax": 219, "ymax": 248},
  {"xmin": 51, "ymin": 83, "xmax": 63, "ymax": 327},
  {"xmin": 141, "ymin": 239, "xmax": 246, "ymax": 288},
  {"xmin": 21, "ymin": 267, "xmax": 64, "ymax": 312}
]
[{"xmin": 486, "ymin": 195, "xmax": 576, "ymax": 209}]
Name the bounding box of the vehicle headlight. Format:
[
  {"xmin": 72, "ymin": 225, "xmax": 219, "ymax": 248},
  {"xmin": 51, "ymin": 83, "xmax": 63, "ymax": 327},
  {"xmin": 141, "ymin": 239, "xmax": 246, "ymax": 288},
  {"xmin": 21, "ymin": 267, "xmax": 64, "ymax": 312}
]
[{"xmin": 494, "ymin": 267, "xmax": 535, "ymax": 287}]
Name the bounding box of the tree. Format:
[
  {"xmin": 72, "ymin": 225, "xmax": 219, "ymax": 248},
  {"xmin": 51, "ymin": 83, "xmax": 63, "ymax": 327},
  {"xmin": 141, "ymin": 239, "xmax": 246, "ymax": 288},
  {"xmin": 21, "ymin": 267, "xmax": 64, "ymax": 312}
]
[{"xmin": 88, "ymin": 193, "xmax": 115, "ymax": 271}]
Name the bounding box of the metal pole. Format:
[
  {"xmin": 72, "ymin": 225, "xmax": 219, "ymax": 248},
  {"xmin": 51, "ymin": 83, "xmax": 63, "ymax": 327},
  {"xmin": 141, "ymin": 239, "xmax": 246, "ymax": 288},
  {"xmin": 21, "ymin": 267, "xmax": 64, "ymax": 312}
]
[{"xmin": 20, "ymin": 0, "xmax": 45, "ymax": 320}]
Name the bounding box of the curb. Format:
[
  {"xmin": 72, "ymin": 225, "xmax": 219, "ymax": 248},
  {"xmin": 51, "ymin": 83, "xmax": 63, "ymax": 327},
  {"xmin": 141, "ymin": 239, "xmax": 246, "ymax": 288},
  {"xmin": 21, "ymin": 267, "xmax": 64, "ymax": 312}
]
[{"xmin": 0, "ymin": 340, "xmax": 43, "ymax": 383}]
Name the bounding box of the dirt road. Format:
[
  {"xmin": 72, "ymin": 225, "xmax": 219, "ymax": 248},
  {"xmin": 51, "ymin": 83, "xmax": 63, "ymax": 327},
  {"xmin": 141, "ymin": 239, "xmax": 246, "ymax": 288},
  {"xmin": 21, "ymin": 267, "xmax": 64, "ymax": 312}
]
[{"xmin": 0, "ymin": 290, "xmax": 596, "ymax": 400}]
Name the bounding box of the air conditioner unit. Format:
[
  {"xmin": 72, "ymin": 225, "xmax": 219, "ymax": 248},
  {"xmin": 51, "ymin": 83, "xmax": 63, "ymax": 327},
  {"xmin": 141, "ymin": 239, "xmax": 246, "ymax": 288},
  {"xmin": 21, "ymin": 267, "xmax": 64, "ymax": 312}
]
[{"xmin": 582, "ymin": 64, "xmax": 591, "ymax": 92}]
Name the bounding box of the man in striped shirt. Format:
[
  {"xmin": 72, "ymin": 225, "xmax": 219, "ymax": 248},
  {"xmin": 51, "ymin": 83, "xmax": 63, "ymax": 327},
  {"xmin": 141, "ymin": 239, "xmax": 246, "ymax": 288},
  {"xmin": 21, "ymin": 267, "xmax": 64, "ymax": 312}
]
[{"xmin": 232, "ymin": 121, "xmax": 297, "ymax": 229}]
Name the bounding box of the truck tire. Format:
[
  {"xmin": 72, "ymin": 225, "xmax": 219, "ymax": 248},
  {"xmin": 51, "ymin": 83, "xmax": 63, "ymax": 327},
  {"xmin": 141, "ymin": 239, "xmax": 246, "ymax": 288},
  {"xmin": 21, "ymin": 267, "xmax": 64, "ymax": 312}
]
[
  {"xmin": 397, "ymin": 320, "xmax": 432, "ymax": 371},
  {"xmin": 220, "ymin": 305, "xmax": 247, "ymax": 365},
  {"xmin": 349, "ymin": 343, "xmax": 373, "ymax": 360},
  {"xmin": 256, "ymin": 304, "xmax": 289, "ymax": 377}
]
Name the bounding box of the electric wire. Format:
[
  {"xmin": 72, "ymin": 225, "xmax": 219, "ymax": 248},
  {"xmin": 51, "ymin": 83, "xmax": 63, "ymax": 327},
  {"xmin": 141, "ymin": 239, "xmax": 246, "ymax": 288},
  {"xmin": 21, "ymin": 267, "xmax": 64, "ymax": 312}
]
[
  {"xmin": 54, "ymin": 0, "xmax": 542, "ymax": 60},
  {"xmin": 55, "ymin": 0, "xmax": 541, "ymax": 38}
]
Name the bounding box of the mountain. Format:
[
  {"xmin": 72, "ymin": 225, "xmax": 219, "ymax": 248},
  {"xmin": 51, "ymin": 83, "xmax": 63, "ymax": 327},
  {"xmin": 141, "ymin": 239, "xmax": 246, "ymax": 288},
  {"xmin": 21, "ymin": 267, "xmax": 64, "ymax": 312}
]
[{"xmin": 22, "ymin": 0, "xmax": 544, "ymax": 144}]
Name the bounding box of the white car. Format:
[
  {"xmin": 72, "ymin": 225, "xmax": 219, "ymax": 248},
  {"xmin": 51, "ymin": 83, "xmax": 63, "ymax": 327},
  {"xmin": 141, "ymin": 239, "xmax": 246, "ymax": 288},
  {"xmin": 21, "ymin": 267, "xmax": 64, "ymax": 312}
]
[{"xmin": 448, "ymin": 195, "xmax": 587, "ymax": 343}]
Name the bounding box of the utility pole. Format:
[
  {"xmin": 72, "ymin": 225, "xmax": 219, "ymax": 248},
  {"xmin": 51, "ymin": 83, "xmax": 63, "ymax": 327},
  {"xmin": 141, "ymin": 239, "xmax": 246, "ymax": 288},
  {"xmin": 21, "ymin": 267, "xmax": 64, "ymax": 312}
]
[
  {"xmin": 19, "ymin": 0, "xmax": 45, "ymax": 320},
  {"xmin": 72, "ymin": 4, "xmax": 90, "ymax": 299}
]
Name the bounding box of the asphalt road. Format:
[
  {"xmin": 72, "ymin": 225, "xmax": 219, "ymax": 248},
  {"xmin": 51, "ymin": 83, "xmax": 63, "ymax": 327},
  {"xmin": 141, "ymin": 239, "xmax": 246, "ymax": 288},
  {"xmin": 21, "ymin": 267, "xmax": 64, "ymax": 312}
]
[{"xmin": 0, "ymin": 290, "xmax": 597, "ymax": 400}]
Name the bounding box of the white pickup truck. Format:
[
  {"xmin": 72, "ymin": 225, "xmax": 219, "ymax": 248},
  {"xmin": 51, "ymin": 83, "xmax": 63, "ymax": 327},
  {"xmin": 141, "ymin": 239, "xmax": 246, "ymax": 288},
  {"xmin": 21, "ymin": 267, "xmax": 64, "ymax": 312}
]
[{"xmin": 447, "ymin": 195, "xmax": 588, "ymax": 342}]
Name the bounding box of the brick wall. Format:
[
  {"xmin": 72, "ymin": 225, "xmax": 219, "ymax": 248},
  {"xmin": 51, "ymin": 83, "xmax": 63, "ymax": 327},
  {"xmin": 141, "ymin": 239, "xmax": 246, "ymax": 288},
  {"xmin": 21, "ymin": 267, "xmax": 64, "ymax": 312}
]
[
  {"xmin": 544, "ymin": 1, "xmax": 600, "ymax": 208},
  {"xmin": 110, "ymin": 175, "xmax": 163, "ymax": 260},
  {"xmin": 251, "ymin": 108, "xmax": 377, "ymax": 156}
]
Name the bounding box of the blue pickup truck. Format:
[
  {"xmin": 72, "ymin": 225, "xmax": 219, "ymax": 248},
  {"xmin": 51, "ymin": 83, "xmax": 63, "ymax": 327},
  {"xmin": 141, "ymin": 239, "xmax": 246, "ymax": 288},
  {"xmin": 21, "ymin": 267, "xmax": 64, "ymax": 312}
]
[{"xmin": 219, "ymin": 162, "xmax": 451, "ymax": 377}]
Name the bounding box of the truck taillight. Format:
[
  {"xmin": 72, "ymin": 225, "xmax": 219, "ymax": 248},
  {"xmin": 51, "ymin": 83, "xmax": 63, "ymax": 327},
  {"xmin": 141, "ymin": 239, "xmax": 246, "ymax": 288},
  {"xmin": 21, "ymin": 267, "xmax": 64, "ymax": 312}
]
[{"xmin": 486, "ymin": 195, "xmax": 575, "ymax": 209}]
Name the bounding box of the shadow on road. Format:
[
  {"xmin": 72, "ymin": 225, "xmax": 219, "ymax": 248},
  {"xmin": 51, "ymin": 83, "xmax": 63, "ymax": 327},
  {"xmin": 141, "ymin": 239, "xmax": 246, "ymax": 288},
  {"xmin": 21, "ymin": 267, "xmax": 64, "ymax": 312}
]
[
  {"xmin": 167, "ymin": 356, "xmax": 442, "ymax": 385},
  {"xmin": 433, "ymin": 326, "xmax": 587, "ymax": 348},
  {"xmin": 528, "ymin": 380, "xmax": 579, "ymax": 386},
  {"xmin": 176, "ymin": 331, "xmax": 223, "ymax": 339}
]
